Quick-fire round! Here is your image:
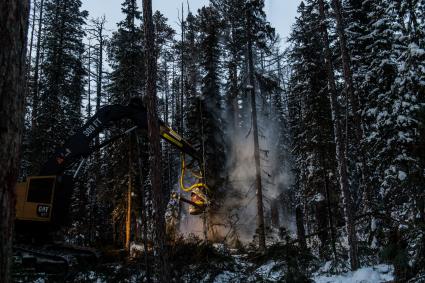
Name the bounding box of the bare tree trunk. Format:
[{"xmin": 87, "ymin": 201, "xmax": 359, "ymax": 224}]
[
  {"xmin": 331, "ymin": 0, "xmax": 369, "ymax": 199},
  {"xmin": 86, "ymin": 42, "xmax": 96, "ymax": 243},
  {"xmin": 142, "ymin": 0, "xmax": 170, "ymax": 282},
  {"xmin": 86, "ymin": 16, "xmax": 106, "ymax": 143},
  {"xmin": 87, "ymin": 43, "xmax": 92, "ymax": 116},
  {"xmin": 330, "ymin": 0, "xmax": 370, "ymax": 266},
  {"xmin": 125, "ymin": 175, "xmax": 132, "ymax": 251},
  {"xmin": 27, "ymin": 0, "xmax": 37, "ymax": 75},
  {"xmin": 126, "ymin": 138, "xmax": 132, "ymax": 251},
  {"xmin": 295, "ymin": 205, "xmax": 307, "ymax": 250},
  {"xmin": 320, "ymin": 151, "xmax": 338, "ymax": 260},
  {"xmin": 228, "ymin": 46, "xmax": 238, "ymax": 133},
  {"xmin": 318, "ymin": 0, "xmax": 359, "ymax": 270},
  {"xmin": 331, "ymin": 0, "xmax": 360, "ymax": 137},
  {"xmin": 246, "ymin": 4, "xmax": 266, "ymax": 252},
  {"xmin": 171, "ymin": 61, "xmax": 176, "ymax": 127},
  {"xmin": 31, "ymin": 0, "xmax": 44, "ymax": 129},
  {"xmin": 87, "ymin": 17, "xmax": 106, "ymax": 243},
  {"xmin": 136, "ymin": 134, "xmax": 151, "ymax": 282},
  {"xmin": 0, "ymin": 1, "xmax": 30, "ymax": 282},
  {"xmin": 94, "ymin": 16, "xmax": 105, "ymax": 117},
  {"xmin": 180, "ymin": 3, "xmax": 185, "ymax": 134}
]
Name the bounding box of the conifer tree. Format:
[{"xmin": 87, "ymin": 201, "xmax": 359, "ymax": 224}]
[
  {"xmin": 143, "ymin": 0, "xmax": 170, "ymax": 280},
  {"xmin": 318, "ymin": 0, "xmax": 359, "ymax": 269},
  {"xmin": 211, "ymin": 0, "xmax": 246, "ymax": 132},
  {"xmin": 153, "ymin": 11, "xmax": 176, "ymax": 200},
  {"xmin": 287, "ymin": 1, "xmax": 338, "ymax": 260},
  {"xmin": 104, "ymin": 0, "xmax": 145, "ymax": 248},
  {"xmin": 32, "ymin": 0, "xmax": 87, "ymax": 174},
  {"xmin": 373, "ymin": 1, "xmax": 425, "ymax": 276},
  {"xmin": 187, "ymin": 6, "xmax": 226, "ymax": 195},
  {"xmin": 108, "ymin": 0, "xmax": 144, "ymax": 103},
  {"xmin": 0, "ymin": 1, "xmax": 29, "ymax": 281}
]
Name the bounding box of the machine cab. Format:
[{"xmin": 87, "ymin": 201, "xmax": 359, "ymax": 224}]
[{"xmin": 16, "ymin": 176, "xmax": 56, "ymax": 222}]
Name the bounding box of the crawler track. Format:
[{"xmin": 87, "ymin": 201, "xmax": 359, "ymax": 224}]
[{"xmin": 13, "ymin": 243, "xmax": 100, "ymax": 276}]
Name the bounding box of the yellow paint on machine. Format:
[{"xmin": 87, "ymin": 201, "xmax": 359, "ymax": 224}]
[
  {"xmin": 167, "ymin": 128, "xmax": 182, "ymax": 141},
  {"xmin": 162, "ymin": 133, "xmax": 183, "ymax": 148},
  {"xmin": 15, "ymin": 176, "xmax": 56, "ymax": 222}
]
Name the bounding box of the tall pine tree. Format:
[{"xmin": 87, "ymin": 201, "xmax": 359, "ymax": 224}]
[{"xmin": 32, "ymin": 0, "xmax": 87, "ymax": 174}]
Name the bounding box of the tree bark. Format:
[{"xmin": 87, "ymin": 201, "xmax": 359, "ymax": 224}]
[
  {"xmin": 126, "ymin": 139, "xmax": 132, "ymax": 251},
  {"xmin": 331, "ymin": 0, "xmax": 361, "ymax": 139},
  {"xmin": 318, "ymin": 0, "xmax": 359, "ymax": 270},
  {"xmin": 295, "ymin": 205, "xmax": 307, "ymax": 251},
  {"xmin": 27, "ymin": 0, "xmax": 37, "ymax": 75},
  {"xmin": 180, "ymin": 3, "xmax": 185, "ymax": 134},
  {"xmin": 246, "ymin": 3, "xmax": 266, "ymax": 252},
  {"xmin": 320, "ymin": 150, "xmax": 338, "ymax": 260},
  {"xmin": 228, "ymin": 44, "xmax": 239, "ymax": 133},
  {"xmin": 135, "ymin": 134, "xmax": 151, "ymax": 282},
  {"xmin": 88, "ymin": 17, "xmax": 106, "ymax": 243},
  {"xmin": 142, "ymin": 0, "xmax": 170, "ymax": 282},
  {"xmin": 0, "ymin": 1, "xmax": 30, "ymax": 282},
  {"xmin": 31, "ymin": 0, "xmax": 43, "ymax": 130},
  {"xmin": 87, "ymin": 43, "xmax": 92, "ymax": 116},
  {"xmin": 95, "ymin": 18, "xmax": 104, "ymax": 118},
  {"xmin": 330, "ymin": 0, "xmax": 373, "ymax": 236}
]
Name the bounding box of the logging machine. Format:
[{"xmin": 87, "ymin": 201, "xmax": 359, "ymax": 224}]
[
  {"xmin": 13, "ymin": 98, "xmax": 209, "ymax": 275},
  {"xmin": 15, "ymin": 97, "xmax": 208, "ymax": 238}
]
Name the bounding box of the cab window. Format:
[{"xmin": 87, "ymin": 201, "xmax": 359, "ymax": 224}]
[{"xmin": 26, "ymin": 177, "xmax": 55, "ymax": 203}]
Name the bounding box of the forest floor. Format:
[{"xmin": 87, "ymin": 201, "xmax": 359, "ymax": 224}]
[
  {"xmin": 13, "ymin": 239, "xmax": 395, "ymax": 282},
  {"xmin": 312, "ymin": 264, "xmax": 394, "ymax": 283}
]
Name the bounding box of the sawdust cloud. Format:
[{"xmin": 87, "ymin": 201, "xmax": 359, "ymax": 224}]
[{"xmin": 176, "ymin": 97, "xmax": 295, "ymax": 246}]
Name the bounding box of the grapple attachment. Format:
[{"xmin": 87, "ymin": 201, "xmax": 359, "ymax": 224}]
[{"xmin": 189, "ymin": 187, "xmax": 208, "ymax": 215}]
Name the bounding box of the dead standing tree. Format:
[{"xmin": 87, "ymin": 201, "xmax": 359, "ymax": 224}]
[
  {"xmin": 246, "ymin": 1, "xmax": 266, "ymax": 252},
  {"xmin": 331, "ymin": 0, "xmax": 361, "ymax": 137},
  {"xmin": 31, "ymin": 0, "xmax": 44, "ymax": 130},
  {"xmin": 0, "ymin": 0, "xmax": 30, "ymax": 282},
  {"xmin": 318, "ymin": 0, "xmax": 359, "ymax": 270},
  {"xmin": 142, "ymin": 0, "xmax": 171, "ymax": 282},
  {"xmin": 85, "ymin": 17, "xmax": 108, "ymax": 242}
]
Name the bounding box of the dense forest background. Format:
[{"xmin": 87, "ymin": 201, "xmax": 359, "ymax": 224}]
[{"xmin": 18, "ymin": 0, "xmax": 425, "ymax": 281}]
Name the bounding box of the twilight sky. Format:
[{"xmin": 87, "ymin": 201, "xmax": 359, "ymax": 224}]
[{"xmin": 81, "ymin": 0, "xmax": 301, "ymax": 47}]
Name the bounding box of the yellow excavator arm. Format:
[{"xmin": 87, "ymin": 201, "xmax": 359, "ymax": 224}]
[{"xmin": 16, "ymin": 98, "xmax": 208, "ymax": 226}]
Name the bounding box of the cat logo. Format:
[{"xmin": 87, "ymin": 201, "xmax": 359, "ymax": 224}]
[{"xmin": 36, "ymin": 205, "xmax": 50, "ymax": 218}]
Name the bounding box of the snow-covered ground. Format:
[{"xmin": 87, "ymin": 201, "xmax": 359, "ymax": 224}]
[
  {"xmin": 312, "ymin": 264, "xmax": 394, "ymax": 283},
  {"xmin": 208, "ymin": 259, "xmax": 394, "ymax": 283},
  {"xmin": 206, "ymin": 258, "xmax": 285, "ymax": 283},
  {"xmin": 26, "ymin": 262, "xmax": 396, "ymax": 283},
  {"xmin": 20, "ymin": 243, "xmax": 396, "ymax": 283}
]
